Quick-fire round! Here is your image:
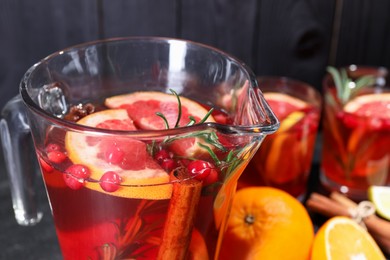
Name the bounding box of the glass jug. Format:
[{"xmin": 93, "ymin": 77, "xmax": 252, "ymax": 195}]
[{"xmin": 1, "ymin": 37, "xmax": 278, "ymax": 260}]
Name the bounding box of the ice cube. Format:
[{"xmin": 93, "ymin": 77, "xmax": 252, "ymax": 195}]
[{"xmin": 37, "ymin": 83, "xmax": 68, "ymax": 118}]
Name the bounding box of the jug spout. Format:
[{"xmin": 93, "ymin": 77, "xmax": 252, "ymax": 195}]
[
  {"xmin": 224, "ymin": 79, "xmax": 279, "ymax": 135},
  {"xmin": 0, "ymin": 95, "xmax": 42, "ymax": 226}
]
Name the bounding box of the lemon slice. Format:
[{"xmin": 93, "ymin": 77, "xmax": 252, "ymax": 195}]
[{"xmin": 368, "ymin": 185, "xmax": 390, "ymax": 221}]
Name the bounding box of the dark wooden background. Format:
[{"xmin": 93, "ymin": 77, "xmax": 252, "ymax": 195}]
[{"xmin": 0, "ymin": 0, "xmax": 390, "ymax": 258}]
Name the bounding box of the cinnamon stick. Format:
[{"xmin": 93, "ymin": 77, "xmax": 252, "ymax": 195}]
[
  {"xmin": 157, "ymin": 169, "xmax": 202, "ymax": 260},
  {"xmin": 307, "ymin": 192, "xmax": 390, "ymax": 255},
  {"xmin": 330, "ymin": 192, "xmax": 358, "ymax": 209},
  {"xmin": 330, "ymin": 192, "xmax": 390, "ymax": 255},
  {"xmin": 306, "ymin": 192, "xmax": 350, "ymax": 217}
]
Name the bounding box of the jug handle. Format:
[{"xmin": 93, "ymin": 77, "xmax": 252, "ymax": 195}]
[{"xmin": 0, "ymin": 95, "xmax": 43, "ymax": 226}]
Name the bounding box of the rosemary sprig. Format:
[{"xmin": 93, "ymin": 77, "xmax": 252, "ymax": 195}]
[
  {"xmin": 170, "ymin": 89, "xmax": 182, "ymax": 128},
  {"xmin": 327, "ymin": 66, "xmax": 376, "ymax": 104},
  {"xmin": 155, "ymin": 112, "xmax": 170, "ymax": 129},
  {"xmin": 162, "ymin": 130, "xmax": 226, "ymax": 152},
  {"xmin": 154, "ymin": 90, "xmax": 246, "ymax": 181},
  {"xmin": 156, "ymin": 89, "xmax": 213, "ymax": 129},
  {"xmin": 155, "ymin": 89, "xmax": 224, "ymax": 153}
]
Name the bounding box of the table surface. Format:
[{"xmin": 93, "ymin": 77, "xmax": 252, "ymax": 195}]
[{"xmin": 0, "ymin": 161, "xmax": 62, "ymax": 259}]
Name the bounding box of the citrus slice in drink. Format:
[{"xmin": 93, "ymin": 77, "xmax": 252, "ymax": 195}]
[
  {"xmin": 344, "ymin": 93, "xmax": 390, "ymax": 119},
  {"xmin": 105, "ymin": 91, "xmax": 216, "ymax": 129},
  {"xmin": 264, "ymin": 92, "xmax": 307, "ymax": 125},
  {"xmin": 311, "ymin": 216, "xmax": 385, "ymax": 260},
  {"xmin": 105, "ymin": 91, "xmax": 216, "ymax": 157},
  {"xmin": 263, "ymin": 92, "xmax": 308, "ymax": 182},
  {"xmin": 343, "ymin": 93, "xmax": 390, "ymax": 156},
  {"xmin": 65, "ymin": 109, "xmax": 172, "ymax": 200},
  {"xmin": 368, "ymin": 185, "xmax": 390, "ymax": 221}
]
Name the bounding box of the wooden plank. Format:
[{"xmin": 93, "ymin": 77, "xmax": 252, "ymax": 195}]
[
  {"xmin": 366, "ymin": 0, "xmax": 390, "ymax": 66},
  {"xmin": 181, "ymin": 0, "xmax": 258, "ymax": 68},
  {"xmin": 0, "ymin": 0, "xmax": 99, "ymax": 110},
  {"xmin": 255, "ymin": 0, "xmax": 333, "ymax": 89},
  {"xmin": 335, "ymin": 0, "xmax": 390, "ymax": 67},
  {"xmin": 101, "ymin": 0, "xmax": 177, "ymax": 38},
  {"xmin": 308, "ymin": 0, "xmax": 337, "ymax": 66}
]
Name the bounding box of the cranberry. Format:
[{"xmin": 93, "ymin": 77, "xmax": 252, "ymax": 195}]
[
  {"xmin": 161, "ymin": 158, "xmax": 178, "ymax": 172},
  {"xmin": 47, "ymin": 151, "xmax": 67, "ymax": 164},
  {"xmin": 154, "ymin": 150, "xmax": 177, "ymax": 172},
  {"xmin": 63, "ymin": 164, "xmax": 91, "ymax": 190},
  {"xmin": 99, "ymin": 171, "xmax": 122, "ymax": 192},
  {"xmin": 187, "ymin": 160, "xmax": 218, "ymax": 185},
  {"xmin": 45, "ymin": 143, "xmax": 67, "ymax": 164},
  {"xmin": 154, "ymin": 150, "xmax": 171, "ymax": 164},
  {"xmin": 104, "ymin": 145, "xmax": 125, "ymax": 165},
  {"xmin": 63, "ymin": 174, "xmax": 84, "ymax": 190},
  {"xmin": 202, "ymin": 168, "xmax": 219, "ymax": 186},
  {"xmin": 46, "ymin": 143, "xmax": 61, "ymax": 152},
  {"xmin": 39, "ymin": 157, "xmax": 53, "ymax": 173}
]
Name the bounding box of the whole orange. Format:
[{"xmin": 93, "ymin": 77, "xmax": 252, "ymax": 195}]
[{"xmin": 219, "ymin": 187, "xmax": 314, "ymax": 259}]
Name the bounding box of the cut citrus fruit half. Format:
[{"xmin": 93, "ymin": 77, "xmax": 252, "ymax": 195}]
[
  {"xmin": 311, "ymin": 216, "xmax": 385, "ymax": 260},
  {"xmin": 344, "ymin": 93, "xmax": 390, "ymax": 118},
  {"xmin": 105, "ymin": 91, "xmax": 216, "ymax": 158},
  {"xmin": 65, "ymin": 109, "xmax": 172, "ymax": 200},
  {"xmin": 368, "ymin": 185, "xmax": 390, "ymax": 221}
]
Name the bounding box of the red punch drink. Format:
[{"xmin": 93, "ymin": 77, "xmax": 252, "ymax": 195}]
[
  {"xmin": 4, "ymin": 38, "xmax": 278, "ymax": 259},
  {"xmin": 320, "ymin": 65, "xmax": 390, "ymax": 200},
  {"xmin": 239, "ymin": 77, "xmax": 321, "ymax": 199},
  {"xmin": 36, "ymin": 91, "xmax": 262, "ymax": 259}
]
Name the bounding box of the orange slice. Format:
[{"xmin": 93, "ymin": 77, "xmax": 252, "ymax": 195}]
[
  {"xmin": 65, "ymin": 109, "xmax": 172, "ymax": 200},
  {"xmin": 311, "ymin": 216, "xmax": 385, "ymax": 260},
  {"xmin": 105, "ymin": 91, "xmax": 216, "ymax": 158}
]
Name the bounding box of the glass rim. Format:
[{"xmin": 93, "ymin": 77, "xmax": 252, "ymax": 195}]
[
  {"xmin": 20, "ymin": 36, "xmax": 280, "ymax": 136},
  {"xmin": 323, "ymin": 64, "xmax": 389, "ymax": 86},
  {"xmin": 256, "ymin": 75, "xmax": 322, "ymax": 106}
]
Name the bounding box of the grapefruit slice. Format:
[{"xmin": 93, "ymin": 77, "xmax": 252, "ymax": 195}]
[
  {"xmin": 105, "ymin": 91, "xmax": 216, "ymax": 129},
  {"xmin": 344, "ymin": 93, "xmax": 390, "ymax": 155},
  {"xmin": 344, "ymin": 93, "xmax": 390, "ymax": 119},
  {"xmin": 65, "ymin": 109, "xmax": 172, "ymax": 200},
  {"xmin": 264, "ymin": 92, "xmax": 308, "ymax": 120},
  {"xmin": 105, "ymin": 91, "xmax": 217, "ymax": 157}
]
